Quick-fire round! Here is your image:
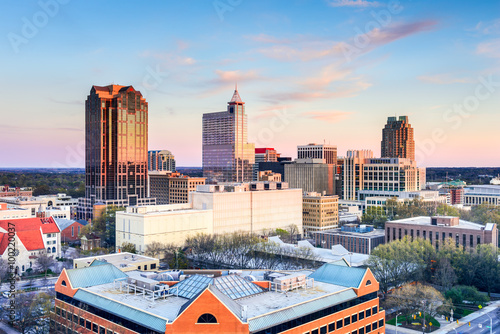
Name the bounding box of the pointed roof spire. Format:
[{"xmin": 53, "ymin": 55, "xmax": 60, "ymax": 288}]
[{"xmin": 229, "ymin": 85, "xmax": 243, "ymax": 104}]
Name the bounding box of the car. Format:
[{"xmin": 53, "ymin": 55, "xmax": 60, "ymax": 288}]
[{"xmin": 2, "ymin": 291, "xmax": 12, "ymax": 298}]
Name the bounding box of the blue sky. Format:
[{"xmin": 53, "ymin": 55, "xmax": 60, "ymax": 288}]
[{"xmin": 1, "ymin": 0, "xmax": 499, "ymax": 167}]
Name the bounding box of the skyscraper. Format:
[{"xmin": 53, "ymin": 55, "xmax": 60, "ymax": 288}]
[
  {"xmin": 77, "ymin": 85, "xmax": 155, "ymax": 220},
  {"xmin": 202, "ymin": 88, "xmax": 255, "ymax": 183},
  {"xmin": 297, "ymin": 143, "xmax": 337, "ymax": 164},
  {"xmin": 343, "ymin": 149, "xmax": 374, "ymax": 200},
  {"xmin": 381, "ymin": 116, "xmax": 415, "ymax": 161},
  {"xmin": 148, "ymin": 150, "xmax": 176, "ymax": 172}
]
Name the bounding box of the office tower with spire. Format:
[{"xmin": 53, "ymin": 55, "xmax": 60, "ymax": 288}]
[
  {"xmin": 381, "ymin": 116, "xmax": 415, "ymax": 161},
  {"xmin": 202, "ymin": 87, "xmax": 255, "ymax": 183},
  {"xmin": 77, "ymin": 85, "xmax": 155, "ymax": 220}
]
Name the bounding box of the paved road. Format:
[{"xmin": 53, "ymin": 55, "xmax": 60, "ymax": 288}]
[{"xmin": 446, "ymin": 308, "xmax": 500, "ymax": 334}]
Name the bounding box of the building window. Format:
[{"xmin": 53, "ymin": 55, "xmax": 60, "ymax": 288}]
[
  {"xmin": 379, "ymin": 319, "xmax": 384, "ymax": 328},
  {"xmin": 366, "ymin": 308, "xmax": 372, "ymax": 317},
  {"xmin": 477, "ymin": 236, "xmax": 481, "ymax": 245},
  {"xmin": 197, "ymin": 313, "xmax": 217, "ymax": 324},
  {"xmin": 47, "ymin": 247, "xmax": 51, "ymax": 253},
  {"xmin": 79, "ymin": 317, "xmax": 85, "ymax": 327},
  {"xmin": 52, "ymin": 247, "xmax": 56, "ymax": 253},
  {"xmin": 344, "ymin": 316, "xmax": 351, "ymax": 326},
  {"xmin": 366, "ymin": 324, "xmax": 371, "ymax": 332},
  {"xmin": 366, "ymin": 280, "xmax": 372, "ymax": 286},
  {"xmin": 359, "ymin": 310, "xmax": 365, "ymax": 320},
  {"xmin": 372, "ymin": 306, "xmax": 378, "ymax": 314},
  {"xmin": 328, "ymin": 322, "xmax": 335, "ymax": 332},
  {"xmin": 71, "ymin": 226, "xmax": 74, "ymax": 237},
  {"xmin": 336, "ymin": 319, "xmax": 343, "ymax": 329},
  {"xmin": 61, "ymin": 280, "xmax": 67, "ymax": 286},
  {"xmin": 352, "ymin": 313, "xmax": 358, "ymax": 323}
]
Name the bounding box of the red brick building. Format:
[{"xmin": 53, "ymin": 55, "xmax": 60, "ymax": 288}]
[
  {"xmin": 54, "ymin": 218, "xmax": 89, "ymax": 243},
  {"xmin": 52, "ymin": 261, "xmax": 385, "ymax": 334}
]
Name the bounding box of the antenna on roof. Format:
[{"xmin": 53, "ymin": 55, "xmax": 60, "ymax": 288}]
[{"xmin": 235, "ymin": 82, "xmax": 238, "ymax": 91}]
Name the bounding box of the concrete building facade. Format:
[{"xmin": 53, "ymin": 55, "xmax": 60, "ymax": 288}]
[
  {"xmin": 298, "ymin": 143, "xmax": 337, "ymax": 165},
  {"xmin": 343, "ymin": 149, "xmax": 374, "ymax": 201},
  {"xmin": 148, "ymin": 171, "xmax": 205, "ymax": 205},
  {"xmin": 302, "ymin": 192, "xmax": 339, "ymax": 237},
  {"xmin": 285, "ymin": 159, "xmax": 336, "ymax": 195},
  {"xmin": 313, "ymin": 224, "xmax": 385, "ymax": 255},
  {"xmin": 385, "ymin": 216, "xmax": 498, "ymax": 250}
]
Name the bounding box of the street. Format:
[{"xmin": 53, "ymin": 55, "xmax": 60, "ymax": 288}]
[{"xmin": 447, "ymin": 308, "xmax": 500, "ymax": 334}]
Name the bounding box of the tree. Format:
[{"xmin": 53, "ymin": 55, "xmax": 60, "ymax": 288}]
[
  {"xmin": 387, "ymin": 283, "xmax": 445, "ymax": 326},
  {"xmin": 367, "ymin": 237, "xmax": 436, "ymax": 295},
  {"xmin": 35, "ymin": 252, "xmax": 55, "ymax": 278},
  {"xmin": 120, "ymin": 242, "xmax": 136, "ymax": 254},
  {"xmin": 145, "ymin": 241, "xmax": 165, "ymax": 259},
  {"xmin": 445, "ymin": 285, "xmax": 489, "ymax": 306},
  {"xmin": 286, "ymin": 224, "xmax": 299, "ymax": 243},
  {"xmin": 0, "ymin": 258, "xmax": 8, "ymax": 287},
  {"xmin": 91, "ymin": 205, "xmax": 124, "ymax": 248},
  {"xmin": 433, "ymin": 257, "xmax": 457, "ymax": 291}
]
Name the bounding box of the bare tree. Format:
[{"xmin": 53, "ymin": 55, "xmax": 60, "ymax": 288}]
[
  {"xmin": 0, "ymin": 258, "xmax": 8, "ymax": 288},
  {"xmin": 35, "ymin": 252, "xmax": 56, "ymax": 278},
  {"xmin": 145, "ymin": 241, "xmax": 165, "ymax": 259}
]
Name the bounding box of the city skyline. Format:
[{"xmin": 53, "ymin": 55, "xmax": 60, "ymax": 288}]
[{"xmin": 1, "ymin": 1, "xmax": 499, "ymax": 168}]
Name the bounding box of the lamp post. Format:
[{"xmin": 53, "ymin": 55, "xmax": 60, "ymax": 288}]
[
  {"xmin": 484, "ymin": 312, "xmax": 493, "ymax": 334},
  {"xmin": 422, "ymin": 300, "xmax": 426, "ymax": 334},
  {"xmin": 395, "ymin": 312, "xmax": 402, "ymax": 334}
]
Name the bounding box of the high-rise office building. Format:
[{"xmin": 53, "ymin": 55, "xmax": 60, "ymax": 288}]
[
  {"xmin": 77, "ymin": 85, "xmax": 155, "ymax": 220},
  {"xmin": 285, "ymin": 159, "xmax": 336, "ymax": 195},
  {"xmin": 298, "ymin": 144, "xmax": 337, "ymax": 164},
  {"xmin": 202, "ymin": 88, "xmax": 255, "ymax": 183},
  {"xmin": 302, "ymin": 192, "xmax": 339, "ymax": 237},
  {"xmin": 148, "ymin": 150, "xmax": 176, "ymax": 172},
  {"xmin": 343, "ymin": 150, "xmax": 374, "ymax": 200},
  {"xmin": 381, "ymin": 116, "xmax": 415, "ymax": 161},
  {"xmin": 253, "ymin": 147, "xmax": 279, "ymax": 180}
]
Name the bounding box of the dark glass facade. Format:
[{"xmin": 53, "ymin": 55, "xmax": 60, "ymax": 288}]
[
  {"xmin": 202, "ymin": 89, "xmax": 255, "ymax": 183},
  {"xmin": 78, "ymin": 85, "xmax": 151, "ymax": 219}
]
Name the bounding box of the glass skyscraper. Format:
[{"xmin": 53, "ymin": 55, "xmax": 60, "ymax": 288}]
[
  {"xmin": 202, "ymin": 88, "xmax": 255, "ymax": 183},
  {"xmin": 77, "ymin": 85, "xmax": 155, "ymax": 219}
]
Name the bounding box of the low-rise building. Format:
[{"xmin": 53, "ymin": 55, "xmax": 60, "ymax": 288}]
[
  {"xmin": 0, "ymin": 217, "xmax": 60, "ymax": 275},
  {"xmin": 0, "ymin": 203, "xmax": 31, "ymax": 220},
  {"xmin": 463, "ymin": 185, "xmax": 500, "ymax": 207},
  {"xmin": 53, "ymin": 261, "xmax": 384, "ymax": 334},
  {"xmin": 312, "ymin": 224, "xmax": 385, "ymax": 255},
  {"xmin": 54, "ymin": 218, "xmax": 88, "ymax": 243},
  {"xmin": 80, "ymin": 233, "xmax": 101, "ymax": 251},
  {"xmin": 0, "ymin": 193, "xmax": 78, "ymax": 217},
  {"xmin": 116, "ymin": 182, "xmax": 303, "ymax": 252},
  {"xmin": 0, "ymin": 185, "xmax": 33, "ymax": 198},
  {"xmin": 258, "ymin": 170, "xmax": 281, "ymax": 182},
  {"xmin": 149, "ymin": 171, "xmax": 206, "ymax": 205},
  {"xmin": 302, "ymin": 192, "xmax": 339, "ymax": 237},
  {"xmin": 385, "ymin": 216, "xmax": 498, "ymax": 250},
  {"xmin": 73, "ymin": 252, "xmax": 159, "ymax": 271}
]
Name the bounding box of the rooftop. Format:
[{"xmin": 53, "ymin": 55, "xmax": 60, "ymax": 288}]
[
  {"xmin": 74, "ymin": 252, "xmax": 159, "ymax": 270},
  {"xmin": 68, "ymin": 263, "xmax": 365, "ymax": 333},
  {"xmin": 386, "ymin": 216, "xmax": 487, "ymax": 230}
]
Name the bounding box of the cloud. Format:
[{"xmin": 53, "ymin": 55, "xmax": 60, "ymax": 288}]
[
  {"xmin": 417, "ymin": 74, "xmax": 474, "ymax": 84},
  {"xmin": 301, "ymin": 110, "xmax": 353, "ymax": 123},
  {"xmin": 263, "ymin": 79, "xmax": 371, "ymax": 103},
  {"xmin": 301, "ymin": 63, "xmax": 352, "ymax": 90},
  {"xmin": 471, "ymin": 19, "xmax": 500, "ymax": 35},
  {"xmin": 477, "ymin": 39, "xmax": 500, "ymax": 58},
  {"xmin": 327, "ymin": 0, "xmax": 381, "ymax": 7},
  {"xmin": 252, "ymin": 20, "xmax": 438, "ymax": 62},
  {"xmin": 211, "ymin": 69, "xmax": 263, "ymax": 85}
]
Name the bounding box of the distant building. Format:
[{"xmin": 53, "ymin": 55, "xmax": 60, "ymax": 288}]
[
  {"xmin": 385, "ymin": 216, "xmax": 498, "ymax": 250},
  {"xmin": 0, "ymin": 217, "xmax": 60, "ymax": 275},
  {"xmin": 253, "ymin": 148, "xmax": 279, "ymax": 180},
  {"xmin": 53, "ymin": 261, "xmax": 384, "ymax": 334},
  {"xmin": 285, "ymin": 159, "xmax": 335, "ymax": 195},
  {"xmin": 202, "ymin": 88, "xmax": 255, "ymax": 183},
  {"xmin": 313, "ymin": 224, "xmax": 385, "ymax": 255},
  {"xmin": 0, "ymin": 193, "xmax": 78, "ymax": 217},
  {"xmin": 302, "ymin": 192, "xmax": 339, "ymax": 237},
  {"xmin": 381, "ymin": 115, "xmax": 415, "ymax": 161},
  {"xmin": 358, "ymin": 157, "xmax": 426, "ymax": 200},
  {"xmin": 298, "ymin": 143, "xmax": 337, "ymax": 164},
  {"xmin": 450, "ymin": 188, "xmax": 465, "ymax": 205},
  {"xmin": 258, "ymin": 170, "xmax": 281, "ymax": 182},
  {"xmin": 0, "ymin": 185, "xmax": 32, "ymax": 198},
  {"xmin": 148, "ymin": 171, "xmax": 205, "ymax": 205},
  {"xmin": 343, "ymin": 149, "xmax": 374, "ymax": 201},
  {"xmin": 463, "ymin": 185, "xmax": 500, "ymax": 207},
  {"xmin": 116, "ymin": 182, "xmax": 302, "ymax": 251},
  {"xmin": 257, "ymin": 158, "xmax": 293, "ymax": 182},
  {"xmin": 148, "ymin": 150, "xmax": 176, "ymax": 172},
  {"xmin": 77, "ymin": 85, "xmax": 155, "ymax": 220},
  {"xmin": 80, "ymin": 233, "xmax": 101, "ymax": 251},
  {"xmin": 0, "ymin": 203, "xmax": 31, "ymax": 220},
  {"xmin": 73, "ymin": 252, "xmax": 159, "ymax": 272}
]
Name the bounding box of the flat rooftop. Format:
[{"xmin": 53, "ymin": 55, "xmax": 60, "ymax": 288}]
[
  {"xmin": 75, "ymin": 252, "xmax": 158, "ymax": 268},
  {"xmin": 386, "ymin": 216, "xmax": 485, "ymax": 230}
]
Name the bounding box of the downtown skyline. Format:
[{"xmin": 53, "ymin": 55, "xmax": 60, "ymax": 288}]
[{"xmin": 1, "ymin": 0, "xmax": 499, "ymax": 168}]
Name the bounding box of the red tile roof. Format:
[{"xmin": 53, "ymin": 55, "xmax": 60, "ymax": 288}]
[
  {"xmin": 0, "ymin": 217, "xmax": 59, "ymax": 255},
  {"xmin": 0, "ymin": 217, "xmax": 60, "ymax": 234}
]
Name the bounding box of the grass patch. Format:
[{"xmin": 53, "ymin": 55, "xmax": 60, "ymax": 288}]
[{"xmin": 387, "ymin": 314, "xmax": 440, "ymax": 332}]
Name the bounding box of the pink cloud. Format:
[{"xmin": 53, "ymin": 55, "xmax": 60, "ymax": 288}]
[
  {"xmin": 477, "ymin": 39, "xmax": 500, "ymax": 58},
  {"xmin": 301, "ymin": 110, "xmax": 354, "ymax": 123},
  {"xmin": 327, "ymin": 0, "xmax": 381, "ymax": 7},
  {"xmin": 212, "ymin": 69, "xmax": 262, "ymax": 84}
]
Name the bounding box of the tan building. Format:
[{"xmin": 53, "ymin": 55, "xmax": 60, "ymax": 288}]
[
  {"xmin": 385, "ymin": 216, "xmax": 498, "ymax": 250},
  {"xmin": 73, "ymin": 252, "xmax": 159, "ymax": 272},
  {"xmin": 381, "ymin": 115, "xmax": 415, "ymax": 161},
  {"xmin": 302, "ymin": 192, "xmax": 339, "ymax": 236},
  {"xmin": 343, "ymin": 149, "xmax": 374, "ymax": 200},
  {"xmin": 149, "ymin": 171, "xmax": 205, "ymax": 205},
  {"xmin": 258, "ymin": 170, "xmax": 282, "ymax": 182}
]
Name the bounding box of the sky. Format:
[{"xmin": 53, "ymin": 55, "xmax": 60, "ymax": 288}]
[{"xmin": 1, "ymin": 0, "xmax": 499, "ymax": 168}]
